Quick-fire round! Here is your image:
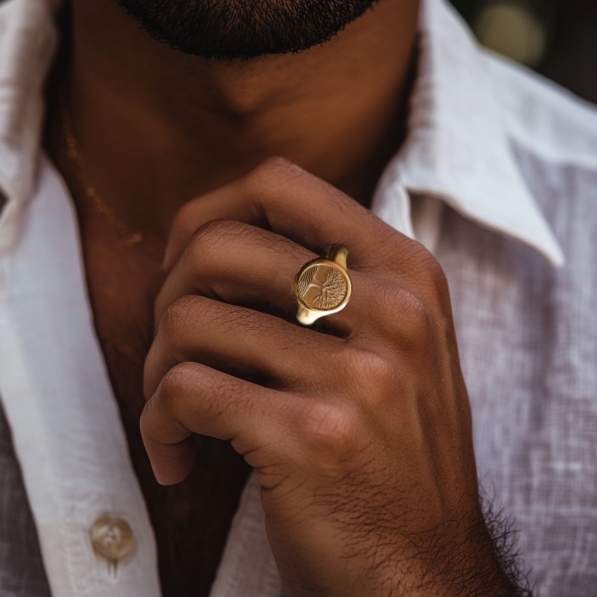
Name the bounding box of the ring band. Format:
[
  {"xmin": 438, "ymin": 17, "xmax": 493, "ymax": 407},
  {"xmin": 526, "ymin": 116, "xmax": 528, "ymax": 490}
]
[{"xmin": 295, "ymin": 245, "xmax": 352, "ymax": 325}]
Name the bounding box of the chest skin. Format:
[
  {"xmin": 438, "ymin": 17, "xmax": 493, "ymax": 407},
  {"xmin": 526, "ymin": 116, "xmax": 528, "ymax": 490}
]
[{"xmin": 80, "ymin": 229, "xmax": 251, "ymax": 597}]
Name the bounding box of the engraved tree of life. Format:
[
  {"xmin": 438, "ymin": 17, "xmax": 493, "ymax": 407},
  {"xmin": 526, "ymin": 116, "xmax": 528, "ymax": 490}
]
[{"xmin": 298, "ymin": 265, "xmax": 348, "ymax": 310}]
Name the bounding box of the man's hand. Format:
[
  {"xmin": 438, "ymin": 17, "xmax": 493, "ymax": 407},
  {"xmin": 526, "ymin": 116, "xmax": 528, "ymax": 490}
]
[{"xmin": 141, "ymin": 158, "xmax": 521, "ymax": 596}]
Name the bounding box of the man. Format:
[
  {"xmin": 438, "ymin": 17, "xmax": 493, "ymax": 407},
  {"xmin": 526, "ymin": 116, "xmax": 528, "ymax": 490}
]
[{"xmin": 0, "ymin": 0, "xmax": 595, "ymax": 595}]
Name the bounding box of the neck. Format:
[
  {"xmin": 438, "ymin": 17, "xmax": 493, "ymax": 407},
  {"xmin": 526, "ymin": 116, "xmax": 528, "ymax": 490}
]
[{"xmin": 48, "ymin": 0, "xmax": 419, "ymax": 241}]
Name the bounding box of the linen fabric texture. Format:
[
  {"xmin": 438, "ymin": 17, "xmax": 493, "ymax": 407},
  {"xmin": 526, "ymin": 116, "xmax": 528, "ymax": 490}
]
[{"xmin": 0, "ymin": 0, "xmax": 596, "ymax": 595}]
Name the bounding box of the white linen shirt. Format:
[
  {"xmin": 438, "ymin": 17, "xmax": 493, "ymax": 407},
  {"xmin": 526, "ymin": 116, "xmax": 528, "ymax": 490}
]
[{"xmin": 0, "ymin": 0, "xmax": 596, "ymax": 595}]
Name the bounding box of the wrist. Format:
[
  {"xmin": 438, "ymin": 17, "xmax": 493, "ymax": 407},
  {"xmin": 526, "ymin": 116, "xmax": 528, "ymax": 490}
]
[{"xmin": 371, "ymin": 513, "xmax": 532, "ymax": 597}]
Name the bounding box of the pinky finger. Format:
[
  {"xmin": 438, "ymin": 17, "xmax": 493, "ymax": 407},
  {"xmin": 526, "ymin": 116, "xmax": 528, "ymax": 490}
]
[{"xmin": 140, "ymin": 362, "xmax": 293, "ymax": 485}]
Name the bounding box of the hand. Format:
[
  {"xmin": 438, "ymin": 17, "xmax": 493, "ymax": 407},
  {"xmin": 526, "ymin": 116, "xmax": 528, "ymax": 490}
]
[{"xmin": 141, "ymin": 158, "xmax": 518, "ymax": 596}]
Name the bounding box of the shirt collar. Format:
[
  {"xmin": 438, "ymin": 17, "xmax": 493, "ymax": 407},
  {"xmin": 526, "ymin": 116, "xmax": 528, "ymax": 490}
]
[
  {"xmin": 372, "ymin": 0, "xmax": 564, "ymax": 267},
  {"xmin": 0, "ymin": 0, "xmax": 564, "ymax": 266},
  {"xmin": 0, "ymin": 0, "xmax": 59, "ymax": 251}
]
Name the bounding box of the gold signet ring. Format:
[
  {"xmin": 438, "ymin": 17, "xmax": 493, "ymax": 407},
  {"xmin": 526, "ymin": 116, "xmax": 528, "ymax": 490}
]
[{"xmin": 295, "ymin": 245, "xmax": 352, "ymax": 326}]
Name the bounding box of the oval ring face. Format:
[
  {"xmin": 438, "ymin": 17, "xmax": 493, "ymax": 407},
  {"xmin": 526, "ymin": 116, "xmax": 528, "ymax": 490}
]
[{"xmin": 296, "ymin": 261, "xmax": 350, "ymax": 311}]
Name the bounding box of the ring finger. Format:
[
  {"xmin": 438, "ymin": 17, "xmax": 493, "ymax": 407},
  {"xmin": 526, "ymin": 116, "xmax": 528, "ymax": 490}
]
[{"xmin": 154, "ymin": 219, "xmax": 364, "ymax": 334}]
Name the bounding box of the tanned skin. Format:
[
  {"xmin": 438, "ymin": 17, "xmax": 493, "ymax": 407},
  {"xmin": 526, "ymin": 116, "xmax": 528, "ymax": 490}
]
[{"xmin": 45, "ymin": 0, "xmax": 529, "ymax": 595}]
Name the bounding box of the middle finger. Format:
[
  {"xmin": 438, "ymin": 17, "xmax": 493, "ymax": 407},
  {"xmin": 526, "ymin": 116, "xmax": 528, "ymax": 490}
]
[{"xmin": 154, "ymin": 219, "xmax": 360, "ymax": 331}]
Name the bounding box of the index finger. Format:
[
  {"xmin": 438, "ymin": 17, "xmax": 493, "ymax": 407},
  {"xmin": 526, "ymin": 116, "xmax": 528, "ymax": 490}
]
[{"xmin": 163, "ymin": 157, "xmax": 409, "ymax": 271}]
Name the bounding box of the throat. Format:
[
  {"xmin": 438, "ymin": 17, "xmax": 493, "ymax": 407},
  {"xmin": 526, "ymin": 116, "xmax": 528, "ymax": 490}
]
[{"xmin": 52, "ymin": 0, "xmax": 419, "ymax": 231}]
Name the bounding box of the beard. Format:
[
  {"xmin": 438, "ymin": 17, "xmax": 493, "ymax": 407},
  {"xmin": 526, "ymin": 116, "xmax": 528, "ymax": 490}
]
[{"xmin": 113, "ymin": 0, "xmax": 380, "ymax": 60}]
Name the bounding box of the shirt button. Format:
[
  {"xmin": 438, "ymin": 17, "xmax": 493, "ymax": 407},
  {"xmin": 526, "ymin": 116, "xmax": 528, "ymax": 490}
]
[{"xmin": 90, "ymin": 516, "xmax": 135, "ymax": 561}]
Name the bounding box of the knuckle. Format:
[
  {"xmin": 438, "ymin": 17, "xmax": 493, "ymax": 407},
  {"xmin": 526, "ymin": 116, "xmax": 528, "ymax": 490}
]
[
  {"xmin": 424, "ymin": 253, "xmax": 447, "ymax": 283},
  {"xmin": 371, "ymin": 283, "xmax": 434, "ymax": 348},
  {"xmin": 340, "ymin": 346, "xmax": 397, "ymax": 404},
  {"xmin": 188, "ymin": 219, "xmax": 246, "ymax": 261},
  {"xmin": 255, "ymin": 155, "xmax": 302, "ymax": 176},
  {"xmin": 405, "ymin": 241, "xmax": 435, "ymax": 269},
  {"xmin": 401, "ymin": 292, "xmax": 434, "ymax": 344},
  {"xmin": 372, "ymin": 280, "xmax": 408, "ymax": 320},
  {"xmin": 157, "ymin": 362, "xmax": 200, "ymax": 410},
  {"xmin": 158, "ymin": 295, "xmax": 204, "ymax": 337},
  {"xmin": 301, "ymin": 402, "xmax": 358, "ymax": 455},
  {"xmin": 246, "ymin": 156, "xmax": 306, "ymax": 190},
  {"xmin": 409, "ymin": 245, "xmax": 450, "ymax": 295},
  {"xmin": 399, "ymin": 293, "xmax": 434, "ymax": 354},
  {"xmin": 422, "ymin": 253, "xmax": 449, "ymax": 294},
  {"xmin": 356, "ymin": 350, "xmax": 396, "ymax": 389}
]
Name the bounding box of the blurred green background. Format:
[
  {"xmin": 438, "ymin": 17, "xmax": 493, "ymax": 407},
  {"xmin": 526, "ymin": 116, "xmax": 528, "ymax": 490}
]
[{"xmin": 449, "ymin": 0, "xmax": 597, "ymax": 104}]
